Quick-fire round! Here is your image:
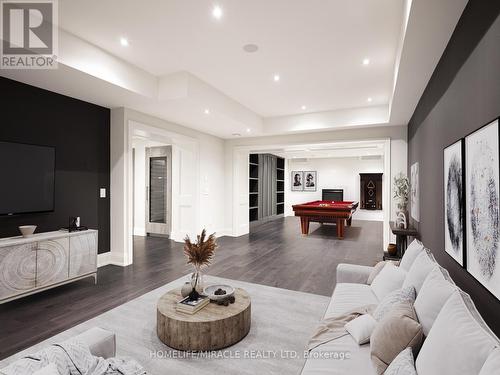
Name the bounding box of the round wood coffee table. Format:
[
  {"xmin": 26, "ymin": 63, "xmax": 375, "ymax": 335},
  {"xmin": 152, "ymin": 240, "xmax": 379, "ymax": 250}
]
[{"xmin": 157, "ymin": 287, "xmax": 251, "ymax": 351}]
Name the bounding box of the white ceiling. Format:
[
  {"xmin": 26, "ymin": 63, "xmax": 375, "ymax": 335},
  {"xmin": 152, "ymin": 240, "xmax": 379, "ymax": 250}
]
[
  {"xmin": 59, "ymin": 0, "xmax": 402, "ymax": 117},
  {"xmin": 0, "ymin": 0, "xmax": 469, "ymax": 138}
]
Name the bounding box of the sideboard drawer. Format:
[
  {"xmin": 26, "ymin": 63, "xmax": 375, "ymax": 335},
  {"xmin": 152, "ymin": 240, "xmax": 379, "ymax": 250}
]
[
  {"xmin": 0, "ymin": 243, "xmax": 36, "ymax": 300},
  {"xmin": 36, "ymin": 238, "xmax": 70, "ymax": 288},
  {"xmin": 69, "ymin": 232, "xmax": 98, "ymax": 278}
]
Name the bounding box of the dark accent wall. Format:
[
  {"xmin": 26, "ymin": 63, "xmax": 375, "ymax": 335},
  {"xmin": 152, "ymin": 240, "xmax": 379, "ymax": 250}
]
[
  {"xmin": 0, "ymin": 77, "xmax": 110, "ymax": 254},
  {"xmin": 408, "ymin": 1, "xmax": 500, "ymax": 334}
]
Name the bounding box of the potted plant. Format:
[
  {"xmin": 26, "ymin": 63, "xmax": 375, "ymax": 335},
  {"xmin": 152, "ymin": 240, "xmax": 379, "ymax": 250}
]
[
  {"xmin": 183, "ymin": 229, "xmax": 218, "ymax": 300},
  {"xmin": 393, "ymin": 172, "xmax": 410, "ymax": 227}
]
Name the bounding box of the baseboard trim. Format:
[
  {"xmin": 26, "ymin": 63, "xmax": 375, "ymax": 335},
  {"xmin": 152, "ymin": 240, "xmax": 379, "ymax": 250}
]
[{"xmin": 98, "ymin": 252, "xmax": 130, "ymax": 267}]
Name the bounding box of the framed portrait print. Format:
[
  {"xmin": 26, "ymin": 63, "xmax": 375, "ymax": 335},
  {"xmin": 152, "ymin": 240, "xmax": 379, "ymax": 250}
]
[
  {"xmin": 444, "ymin": 139, "xmax": 465, "ymax": 266},
  {"xmin": 291, "ymin": 171, "xmax": 304, "ymax": 191},
  {"xmin": 304, "ymin": 171, "xmax": 317, "ymax": 191},
  {"xmin": 465, "ymin": 117, "xmax": 500, "ymax": 300}
]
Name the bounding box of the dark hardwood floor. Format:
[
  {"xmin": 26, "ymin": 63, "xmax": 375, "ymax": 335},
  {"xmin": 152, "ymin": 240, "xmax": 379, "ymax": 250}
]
[{"xmin": 0, "ymin": 217, "xmax": 382, "ymax": 360}]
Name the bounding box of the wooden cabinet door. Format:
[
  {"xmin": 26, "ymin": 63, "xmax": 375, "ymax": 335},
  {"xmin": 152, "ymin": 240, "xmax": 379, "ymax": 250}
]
[
  {"xmin": 69, "ymin": 232, "xmax": 97, "ymax": 278},
  {"xmin": 36, "ymin": 238, "xmax": 69, "ymax": 287},
  {"xmin": 0, "ymin": 243, "xmax": 36, "ymax": 300}
]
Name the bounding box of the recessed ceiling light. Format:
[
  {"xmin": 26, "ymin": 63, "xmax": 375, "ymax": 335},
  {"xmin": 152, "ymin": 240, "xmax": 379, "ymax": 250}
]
[
  {"xmin": 301, "ymin": 105, "xmax": 307, "ymax": 110},
  {"xmin": 243, "ymin": 44, "xmax": 259, "ymax": 53},
  {"xmin": 120, "ymin": 37, "xmax": 129, "ymax": 47},
  {"xmin": 246, "ymin": 128, "xmax": 251, "ymax": 133},
  {"xmin": 204, "ymin": 108, "xmax": 210, "ymax": 114},
  {"xmin": 273, "ymin": 74, "xmax": 280, "ymax": 82},
  {"xmin": 362, "ymin": 58, "xmax": 370, "ymax": 65},
  {"xmin": 367, "ymin": 97, "xmax": 373, "ymax": 102},
  {"xmin": 232, "ymin": 133, "xmax": 241, "ymax": 137},
  {"xmin": 212, "ymin": 5, "xmax": 223, "ymax": 20}
]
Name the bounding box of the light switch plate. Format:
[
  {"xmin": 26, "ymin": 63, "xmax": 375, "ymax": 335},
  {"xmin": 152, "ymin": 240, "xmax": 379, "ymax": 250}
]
[{"xmin": 100, "ymin": 188, "xmax": 106, "ymax": 198}]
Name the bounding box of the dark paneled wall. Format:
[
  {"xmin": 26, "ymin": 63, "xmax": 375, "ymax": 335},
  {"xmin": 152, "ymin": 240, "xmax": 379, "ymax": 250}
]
[
  {"xmin": 0, "ymin": 77, "xmax": 110, "ymax": 254},
  {"xmin": 408, "ymin": 2, "xmax": 500, "ymax": 334}
]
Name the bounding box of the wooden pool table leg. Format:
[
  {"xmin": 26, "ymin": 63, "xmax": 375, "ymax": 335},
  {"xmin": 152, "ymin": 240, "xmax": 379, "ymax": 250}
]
[
  {"xmin": 347, "ymin": 217, "xmax": 352, "ymax": 226},
  {"xmin": 336, "ymin": 218, "xmax": 345, "ymax": 239},
  {"xmin": 300, "ymin": 217, "xmax": 310, "ymax": 235}
]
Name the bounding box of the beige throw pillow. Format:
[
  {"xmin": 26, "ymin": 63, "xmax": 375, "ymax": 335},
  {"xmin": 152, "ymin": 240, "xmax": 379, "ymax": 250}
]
[
  {"xmin": 368, "ymin": 261, "xmax": 387, "ymax": 285},
  {"xmin": 370, "ymin": 302, "xmax": 423, "ymax": 374}
]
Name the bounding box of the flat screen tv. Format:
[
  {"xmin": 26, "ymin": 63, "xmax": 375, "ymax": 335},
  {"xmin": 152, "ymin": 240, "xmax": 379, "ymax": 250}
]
[{"xmin": 0, "ymin": 141, "xmax": 55, "ymax": 215}]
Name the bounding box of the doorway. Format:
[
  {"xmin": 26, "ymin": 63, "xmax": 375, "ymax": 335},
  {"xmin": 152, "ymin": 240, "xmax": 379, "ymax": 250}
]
[
  {"xmin": 145, "ymin": 146, "xmax": 172, "ymax": 236},
  {"xmin": 132, "ymin": 138, "xmax": 172, "ymax": 238}
]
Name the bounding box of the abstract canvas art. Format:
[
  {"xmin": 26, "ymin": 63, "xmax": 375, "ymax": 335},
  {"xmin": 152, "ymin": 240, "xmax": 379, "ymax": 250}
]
[
  {"xmin": 411, "ymin": 162, "xmax": 419, "ymax": 221},
  {"xmin": 444, "ymin": 139, "xmax": 464, "ymax": 266},
  {"xmin": 465, "ymin": 118, "xmax": 500, "ymax": 300}
]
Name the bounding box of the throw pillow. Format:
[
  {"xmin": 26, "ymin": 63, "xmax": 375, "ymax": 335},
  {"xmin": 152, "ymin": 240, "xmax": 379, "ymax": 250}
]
[
  {"xmin": 416, "ymin": 291, "xmax": 498, "ymax": 375},
  {"xmin": 373, "ymin": 286, "xmax": 416, "ymax": 321},
  {"xmin": 370, "ymin": 263, "xmax": 407, "ymax": 301},
  {"xmin": 399, "ymin": 239, "xmax": 424, "ymax": 271},
  {"xmin": 414, "ymin": 266, "xmax": 456, "ymax": 335},
  {"xmin": 345, "ymin": 314, "xmax": 377, "ymax": 345},
  {"xmin": 479, "ymin": 348, "xmax": 500, "ymax": 375},
  {"xmin": 402, "ymin": 250, "xmax": 435, "ymax": 293},
  {"xmin": 384, "ymin": 348, "xmax": 417, "ymax": 375},
  {"xmin": 367, "ymin": 261, "xmax": 387, "ymax": 285},
  {"xmin": 33, "ymin": 363, "xmax": 60, "ymax": 375},
  {"xmin": 370, "ymin": 302, "xmax": 423, "ymax": 375}
]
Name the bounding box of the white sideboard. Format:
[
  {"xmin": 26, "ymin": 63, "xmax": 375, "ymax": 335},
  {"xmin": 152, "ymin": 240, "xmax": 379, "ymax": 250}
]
[{"xmin": 0, "ymin": 229, "xmax": 98, "ymax": 303}]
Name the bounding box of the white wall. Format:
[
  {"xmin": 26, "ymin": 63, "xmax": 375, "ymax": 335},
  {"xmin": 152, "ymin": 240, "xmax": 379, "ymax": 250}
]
[
  {"xmin": 133, "ymin": 140, "xmax": 146, "ymax": 236},
  {"xmin": 108, "ymin": 107, "xmax": 226, "ymax": 267},
  {"xmin": 285, "ymin": 157, "xmax": 384, "ymax": 216}
]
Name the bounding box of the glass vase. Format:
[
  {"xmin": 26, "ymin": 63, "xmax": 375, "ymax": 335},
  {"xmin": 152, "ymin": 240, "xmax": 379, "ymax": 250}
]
[{"xmin": 190, "ymin": 266, "xmax": 204, "ymax": 293}]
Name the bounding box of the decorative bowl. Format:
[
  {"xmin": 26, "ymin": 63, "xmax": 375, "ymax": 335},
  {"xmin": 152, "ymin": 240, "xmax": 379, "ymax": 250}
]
[
  {"xmin": 19, "ymin": 225, "xmax": 37, "ymax": 237},
  {"xmin": 203, "ymin": 284, "xmax": 235, "ymax": 301}
]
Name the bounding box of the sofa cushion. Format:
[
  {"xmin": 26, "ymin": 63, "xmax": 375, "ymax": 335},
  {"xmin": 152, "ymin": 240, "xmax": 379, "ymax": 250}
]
[
  {"xmin": 384, "ymin": 348, "xmax": 417, "ymax": 375},
  {"xmin": 325, "ymin": 283, "xmax": 379, "ymax": 318},
  {"xmin": 345, "ymin": 314, "xmax": 377, "ymax": 345},
  {"xmin": 402, "ymin": 250, "xmax": 435, "ymax": 293},
  {"xmin": 373, "ymin": 286, "xmax": 416, "ymax": 321},
  {"xmin": 370, "ymin": 263, "xmax": 407, "ymax": 301},
  {"xmin": 414, "ymin": 266, "xmax": 456, "ymax": 336},
  {"xmin": 399, "ymin": 239, "xmax": 425, "ymax": 271},
  {"xmin": 415, "ymin": 291, "xmax": 498, "ymax": 375},
  {"xmin": 367, "ymin": 261, "xmax": 387, "ymax": 285},
  {"xmin": 479, "ymin": 348, "xmax": 500, "ymax": 375},
  {"xmin": 370, "ymin": 302, "xmax": 423, "ymax": 375}
]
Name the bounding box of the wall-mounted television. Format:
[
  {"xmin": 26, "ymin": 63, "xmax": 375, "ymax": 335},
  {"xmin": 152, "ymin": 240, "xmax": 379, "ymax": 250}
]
[{"xmin": 0, "ymin": 141, "xmax": 55, "ymax": 216}]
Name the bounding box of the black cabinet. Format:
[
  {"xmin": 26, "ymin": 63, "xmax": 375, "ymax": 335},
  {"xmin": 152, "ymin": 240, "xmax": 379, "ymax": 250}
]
[{"xmin": 359, "ymin": 173, "xmax": 383, "ymax": 210}]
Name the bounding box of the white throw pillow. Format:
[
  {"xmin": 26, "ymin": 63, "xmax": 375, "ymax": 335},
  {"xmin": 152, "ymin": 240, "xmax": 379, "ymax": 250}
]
[
  {"xmin": 370, "ymin": 263, "xmax": 407, "ymax": 301},
  {"xmin": 402, "ymin": 250, "xmax": 435, "ymax": 293},
  {"xmin": 33, "ymin": 363, "xmax": 60, "ymax": 375},
  {"xmin": 414, "ymin": 266, "xmax": 456, "ymax": 335},
  {"xmin": 416, "ymin": 291, "xmax": 498, "ymax": 375},
  {"xmin": 373, "ymin": 286, "xmax": 416, "ymax": 321},
  {"xmin": 345, "ymin": 314, "xmax": 377, "ymax": 345},
  {"xmin": 399, "ymin": 239, "xmax": 425, "ymax": 271},
  {"xmin": 479, "ymin": 348, "xmax": 500, "ymax": 375},
  {"xmin": 384, "ymin": 348, "xmax": 417, "ymax": 375}
]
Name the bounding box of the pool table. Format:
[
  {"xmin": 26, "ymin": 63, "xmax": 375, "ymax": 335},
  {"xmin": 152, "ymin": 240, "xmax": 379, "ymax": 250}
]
[{"xmin": 292, "ymin": 200, "xmax": 359, "ymax": 239}]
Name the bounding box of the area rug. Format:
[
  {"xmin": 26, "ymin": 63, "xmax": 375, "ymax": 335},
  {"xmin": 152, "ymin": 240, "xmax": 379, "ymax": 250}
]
[{"xmin": 0, "ymin": 276, "xmax": 330, "ymax": 374}]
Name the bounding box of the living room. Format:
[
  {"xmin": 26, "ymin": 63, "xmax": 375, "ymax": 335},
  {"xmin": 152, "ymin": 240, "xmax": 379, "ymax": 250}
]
[{"xmin": 1, "ymin": 0, "xmax": 500, "ymax": 374}]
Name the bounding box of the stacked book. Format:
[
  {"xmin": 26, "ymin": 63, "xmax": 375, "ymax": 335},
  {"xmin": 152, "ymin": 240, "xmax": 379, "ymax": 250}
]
[{"xmin": 176, "ymin": 295, "xmax": 209, "ymax": 314}]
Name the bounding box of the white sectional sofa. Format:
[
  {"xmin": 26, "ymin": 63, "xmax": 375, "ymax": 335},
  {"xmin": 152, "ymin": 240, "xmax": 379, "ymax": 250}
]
[{"xmin": 302, "ymin": 240, "xmax": 500, "ymax": 374}]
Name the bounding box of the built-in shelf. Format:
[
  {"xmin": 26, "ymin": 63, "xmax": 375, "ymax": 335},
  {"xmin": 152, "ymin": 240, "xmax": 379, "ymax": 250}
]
[{"xmin": 249, "ymin": 154, "xmax": 285, "ymax": 225}]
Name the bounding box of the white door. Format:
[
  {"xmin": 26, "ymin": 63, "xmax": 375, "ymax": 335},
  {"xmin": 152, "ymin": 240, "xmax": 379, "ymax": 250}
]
[{"xmin": 145, "ymin": 146, "xmax": 172, "ymax": 236}]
